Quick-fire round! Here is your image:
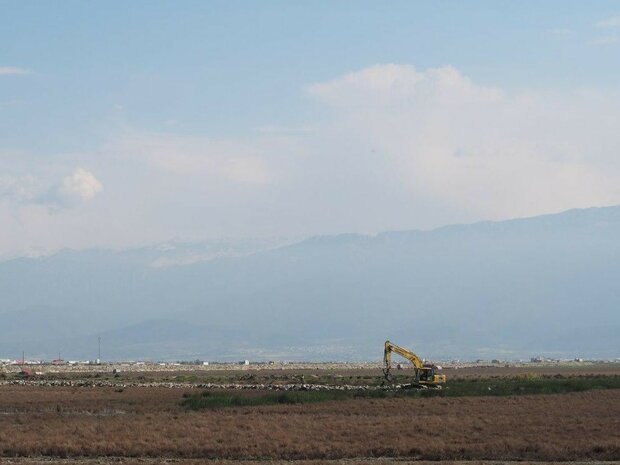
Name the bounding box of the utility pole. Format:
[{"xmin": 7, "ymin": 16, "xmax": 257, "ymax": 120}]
[{"xmin": 98, "ymin": 336, "xmax": 101, "ymax": 364}]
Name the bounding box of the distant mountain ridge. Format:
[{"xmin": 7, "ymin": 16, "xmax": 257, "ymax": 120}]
[{"xmin": 1, "ymin": 206, "xmax": 619, "ymax": 361}]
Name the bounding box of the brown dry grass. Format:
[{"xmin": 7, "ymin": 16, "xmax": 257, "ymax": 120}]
[
  {"xmin": 0, "ymin": 386, "xmax": 619, "ymax": 461},
  {"xmin": 4, "ymin": 461, "xmax": 620, "ymax": 465},
  {"xmin": 0, "ymin": 458, "xmax": 620, "ymax": 465}
]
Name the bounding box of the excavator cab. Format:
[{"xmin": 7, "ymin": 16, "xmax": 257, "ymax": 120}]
[
  {"xmin": 419, "ymin": 364, "xmax": 446, "ymax": 384},
  {"xmin": 419, "ymin": 365, "xmax": 435, "ymax": 382}
]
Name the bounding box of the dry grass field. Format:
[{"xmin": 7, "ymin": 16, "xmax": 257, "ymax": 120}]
[
  {"xmin": 0, "ymin": 457, "xmax": 620, "ymax": 465},
  {"xmin": 0, "ymin": 381, "xmax": 619, "ymax": 462}
]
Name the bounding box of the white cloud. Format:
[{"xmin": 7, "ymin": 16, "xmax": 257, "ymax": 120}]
[
  {"xmin": 0, "ymin": 66, "xmax": 31, "ymax": 76},
  {"xmin": 588, "ymin": 35, "xmax": 619, "ymax": 46},
  {"xmin": 0, "ymin": 167, "xmax": 105, "ymax": 256},
  {"xmin": 595, "ymin": 15, "xmax": 620, "ymax": 28},
  {"xmin": 58, "ymin": 168, "xmax": 103, "ymax": 202},
  {"xmin": 0, "ymin": 168, "xmax": 102, "ymax": 208},
  {"xmin": 109, "ymin": 131, "xmax": 270, "ymax": 184},
  {"xmin": 308, "ymin": 64, "xmax": 502, "ymax": 108},
  {"xmin": 305, "ymin": 64, "xmax": 620, "ymax": 220}
]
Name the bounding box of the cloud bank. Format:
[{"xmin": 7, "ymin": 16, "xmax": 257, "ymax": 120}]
[
  {"xmin": 2, "ymin": 64, "xmax": 620, "ymax": 255},
  {"xmin": 0, "ymin": 168, "xmax": 102, "ymax": 208},
  {"xmin": 305, "ymin": 64, "xmax": 620, "ymax": 219}
]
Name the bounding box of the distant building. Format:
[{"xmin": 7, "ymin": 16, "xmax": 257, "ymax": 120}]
[{"xmin": 239, "ymin": 360, "xmax": 250, "ymax": 365}]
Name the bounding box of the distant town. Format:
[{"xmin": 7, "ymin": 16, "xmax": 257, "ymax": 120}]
[{"xmin": 2, "ymin": 355, "xmax": 619, "ymax": 376}]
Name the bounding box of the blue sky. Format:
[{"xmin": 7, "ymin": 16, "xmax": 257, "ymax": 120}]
[
  {"xmin": 3, "ymin": 1, "xmax": 619, "ymax": 146},
  {"xmin": 1, "ymin": 2, "xmax": 620, "ymax": 255}
]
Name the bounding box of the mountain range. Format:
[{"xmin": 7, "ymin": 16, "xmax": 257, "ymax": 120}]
[{"xmin": 1, "ymin": 206, "xmax": 619, "ymax": 361}]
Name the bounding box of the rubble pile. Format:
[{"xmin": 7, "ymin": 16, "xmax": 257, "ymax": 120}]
[{"xmin": 0, "ymin": 379, "xmax": 394, "ymax": 391}]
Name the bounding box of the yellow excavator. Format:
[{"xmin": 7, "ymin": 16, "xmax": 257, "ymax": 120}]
[{"xmin": 383, "ymin": 340, "xmax": 446, "ymax": 389}]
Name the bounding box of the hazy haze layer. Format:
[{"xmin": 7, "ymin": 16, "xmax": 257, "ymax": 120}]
[{"xmin": 1, "ymin": 207, "xmax": 618, "ymax": 361}]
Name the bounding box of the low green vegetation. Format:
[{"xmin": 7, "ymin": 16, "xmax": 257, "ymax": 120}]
[
  {"xmin": 181, "ymin": 375, "xmax": 620, "ymax": 410},
  {"xmin": 429, "ymin": 374, "xmax": 620, "ymax": 397},
  {"xmin": 181, "ymin": 390, "xmax": 351, "ymax": 409}
]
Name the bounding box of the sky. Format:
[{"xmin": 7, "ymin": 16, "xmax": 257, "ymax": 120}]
[{"xmin": 2, "ymin": 1, "xmax": 620, "ymax": 257}]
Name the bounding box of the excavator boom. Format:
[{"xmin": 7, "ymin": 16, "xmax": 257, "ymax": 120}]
[{"xmin": 384, "ymin": 341, "xmax": 425, "ymax": 370}]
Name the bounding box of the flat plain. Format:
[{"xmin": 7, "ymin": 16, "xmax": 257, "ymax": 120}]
[{"xmin": 1, "ymin": 364, "xmax": 619, "ymax": 464}]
